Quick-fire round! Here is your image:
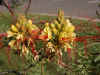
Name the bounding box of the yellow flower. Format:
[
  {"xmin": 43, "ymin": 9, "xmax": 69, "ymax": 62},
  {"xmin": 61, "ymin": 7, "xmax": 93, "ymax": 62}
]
[
  {"xmin": 50, "ymin": 23, "xmax": 58, "ymax": 35},
  {"xmin": 26, "ymin": 21, "xmax": 38, "ymax": 32},
  {"xmin": 7, "ymin": 15, "xmax": 39, "ymax": 55},
  {"xmin": 54, "ymin": 20, "xmax": 61, "ymax": 29},
  {"xmin": 43, "ymin": 23, "xmax": 52, "ymax": 39},
  {"xmin": 41, "ymin": 9, "xmax": 76, "ymax": 45}
]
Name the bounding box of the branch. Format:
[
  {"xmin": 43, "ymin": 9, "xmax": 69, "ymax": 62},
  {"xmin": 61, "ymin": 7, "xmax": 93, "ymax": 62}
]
[
  {"xmin": 25, "ymin": 0, "xmax": 31, "ymax": 16},
  {"xmin": 2, "ymin": 0, "xmax": 15, "ymax": 16},
  {"xmin": 96, "ymin": 10, "xmax": 100, "ymax": 18}
]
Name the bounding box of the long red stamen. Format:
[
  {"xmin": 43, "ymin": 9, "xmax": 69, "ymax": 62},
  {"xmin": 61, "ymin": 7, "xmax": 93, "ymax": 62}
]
[
  {"xmin": 67, "ymin": 48, "xmax": 72, "ymax": 60},
  {"xmin": 6, "ymin": 46, "xmax": 11, "ymax": 65},
  {"xmin": 83, "ymin": 40, "xmax": 87, "ymax": 56}
]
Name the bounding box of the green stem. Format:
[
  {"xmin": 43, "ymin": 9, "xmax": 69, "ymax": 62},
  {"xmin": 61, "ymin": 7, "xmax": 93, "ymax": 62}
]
[{"xmin": 41, "ymin": 61, "xmax": 45, "ymax": 75}]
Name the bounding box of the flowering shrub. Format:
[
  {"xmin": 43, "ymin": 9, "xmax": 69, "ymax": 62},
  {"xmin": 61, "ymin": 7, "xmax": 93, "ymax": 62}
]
[{"xmin": 6, "ymin": 9, "xmax": 76, "ymax": 67}]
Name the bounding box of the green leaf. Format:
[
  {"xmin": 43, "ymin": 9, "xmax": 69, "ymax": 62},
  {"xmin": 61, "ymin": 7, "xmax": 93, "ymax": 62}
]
[{"xmin": 95, "ymin": 55, "xmax": 100, "ymax": 62}]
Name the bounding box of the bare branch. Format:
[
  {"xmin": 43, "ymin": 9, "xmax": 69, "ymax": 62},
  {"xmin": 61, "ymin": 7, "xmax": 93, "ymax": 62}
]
[
  {"xmin": 2, "ymin": 0, "xmax": 15, "ymax": 16},
  {"xmin": 25, "ymin": 0, "xmax": 31, "ymax": 16}
]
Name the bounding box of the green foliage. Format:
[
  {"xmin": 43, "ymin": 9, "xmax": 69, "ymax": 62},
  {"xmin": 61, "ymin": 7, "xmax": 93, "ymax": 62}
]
[{"xmin": 0, "ymin": 13, "xmax": 100, "ymax": 75}]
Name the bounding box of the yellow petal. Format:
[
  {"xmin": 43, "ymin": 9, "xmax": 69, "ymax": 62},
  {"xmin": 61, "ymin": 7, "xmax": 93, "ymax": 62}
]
[
  {"xmin": 16, "ymin": 23, "xmax": 20, "ymax": 29},
  {"xmin": 68, "ymin": 26, "xmax": 75, "ymax": 32},
  {"xmin": 18, "ymin": 15, "xmax": 27, "ymax": 25},
  {"xmin": 28, "ymin": 19, "xmax": 32, "ymax": 25},
  {"xmin": 50, "ymin": 23, "xmax": 55, "ymax": 28},
  {"xmin": 47, "ymin": 42, "xmax": 53, "ymax": 47},
  {"xmin": 8, "ymin": 40, "xmax": 16, "ymax": 48},
  {"xmin": 65, "ymin": 43, "xmax": 72, "ymax": 48},
  {"xmin": 53, "ymin": 28, "xmax": 58, "ymax": 35},
  {"xmin": 59, "ymin": 32, "xmax": 67, "ymax": 39},
  {"xmin": 44, "ymin": 26, "xmax": 50, "ymax": 33},
  {"xmin": 16, "ymin": 34, "xmax": 23, "ymax": 40},
  {"xmin": 21, "ymin": 25, "xmax": 26, "ymax": 32},
  {"xmin": 26, "ymin": 20, "xmax": 33, "ymax": 29},
  {"xmin": 48, "ymin": 32, "xmax": 52, "ymax": 39},
  {"xmin": 54, "ymin": 20, "xmax": 61, "ymax": 29},
  {"xmin": 45, "ymin": 22, "xmax": 49, "ymax": 26},
  {"xmin": 32, "ymin": 25, "xmax": 38, "ymax": 30},
  {"xmin": 44, "ymin": 26, "xmax": 52, "ymax": 39},
  {"xmin": 7, "ymin": 31, "xmax": 16, "ymax": 37},
  {"xmin": 22, "ymin": 45, "xmax": 29, "ymax": 54},
  {"xmin": 58, "ymin": 9, "xmax": 64, "ymax": 17},
  {"xmin": 64, "ymin": 43, "xmax": 72, "ymax": 52},
  {"xmin": 63, "ymin": 24, "xmax": 75, "ymax": 33},
  {"xmin": 11, "ymin": 25, "xmax": 18, "ymax": 32},
  {"xmin": 66, "ymin": 19, "xmax": 71, "ymax": 25}
]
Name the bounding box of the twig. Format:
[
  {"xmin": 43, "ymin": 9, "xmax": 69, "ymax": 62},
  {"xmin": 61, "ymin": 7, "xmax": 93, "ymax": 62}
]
[
  {"xmin": 25, "ymin": 0, "xmax": 31, "ymax": 16},
  {"xmin": 2, "ymin": 0, "xmax": 15, "ymax": 16}
]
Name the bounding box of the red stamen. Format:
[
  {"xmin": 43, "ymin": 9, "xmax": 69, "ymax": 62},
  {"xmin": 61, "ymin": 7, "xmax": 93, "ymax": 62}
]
[
  {"xmin": 83, "ymin": 40, "xmax": 87, "ymax": 56},
  {"xmin": 67, "ymin": 48, "xmax": 72, "ymax": 60},
  {"xmin": 39, "ymin": 35, "xmax": 48, "ymax": 40},
  {"xmin": 6, "ymin": 46, "xmax": 11, "ymax": 65}
]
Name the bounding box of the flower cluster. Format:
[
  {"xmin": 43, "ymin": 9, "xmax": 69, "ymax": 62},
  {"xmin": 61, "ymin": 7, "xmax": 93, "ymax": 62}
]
[
  {"xmin": 39, "ymin": 9, "xmax": 76, "ymax": 65},
  {"xmin": 7, "ymin": 9, "xmax": 76, "ymax": 66},
  {"xmin": 7, "ymin": 15, "xmax": 40, "ymax": 58},
  {"xmin": 40, "ymin": 9, "xmax": 75, "ymax": 52}
]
